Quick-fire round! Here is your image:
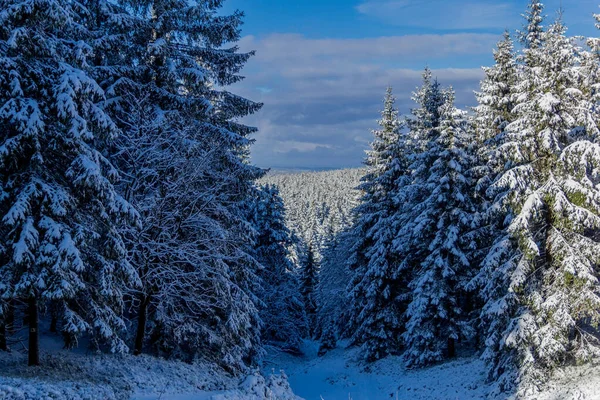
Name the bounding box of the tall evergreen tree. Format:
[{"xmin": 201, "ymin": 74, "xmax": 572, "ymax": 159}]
[
  {"xmin": 407, "ymin": 68, "xmax": 446, "ymax": 155},
  {"xmin": 468, "ymin": 32, "xmax": 520, "ymax": 347},
  {"xmin": 583, "ymin": 10, "xmax": 600, "ymax": 110},
  {"xmin": 93, "ymin": 0, "xmax": 265, "ymax": 370},
  {"xmin": 301, "ymin": 244, "xmax": 319, "ymax": 337},
  {"xmin": 316, "ymin": 228, "xmax": 355, "ymax": 339},
  {"xmin": 0, "ymin": 0, "xmax": 139, "ymax": 365},
  {"xmin": 474, "ymin": 31, "xmax": 518, "ymax": 146},
  {"xmin": 390, "ymin": 68, "xmax": 447, "ymax": 307},
  {"xmin": 519, "ymin": 0, "xmax": 545, "ymax": 50},
  {"xmin": 402, "ymin": 89, "xmax": 476, "ymax": 367},
  {"xmin": 251, "ymin": 184, "xmax": 307, "ymax": 353},
  {"xmin": 478, "ymin": 19, "xmax": 600, "ymax": 395},
  {"xmin": 471, "ymin": 30, "xmax": 519, "ymax": 248},
  {"xmin": 347, "ymin": 87, "xmax": 410, "ymax": 361}
]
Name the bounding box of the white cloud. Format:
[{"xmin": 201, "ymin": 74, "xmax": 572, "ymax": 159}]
[
  {"xmin": 233, "ymin": 33, "xmax": 493, "ymax": 169},
  {"xmin": 239, "ymin": 33, "xmax": 501, "ymax": 66}
]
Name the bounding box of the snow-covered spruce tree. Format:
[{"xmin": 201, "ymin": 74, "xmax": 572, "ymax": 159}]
[
  {"xmin": 250, "ymin": 184, "xmax": 307, "ymax": 353},
  {"xmin": 583, "ymin": 11, "xmax": 600, "ymax": 111},
  {"xmin": 107, "ymin": 93, "xmax": 259, "ymax": 366},
  {"xmin": 301, "ymin": 244, "xmax": 319, "ymax": 337},
  {"xmin": 402, "ymin": 89, "xmax": 476, "ymax": 367},
  {"xmin": 316, "ymin": 227, "xmax": 355, "ymax": 343},
  {"xmin": 471, "ymin": 31, "xmax": 519, "ymax": 254},
  {"xmin": 0, "ymin": 0, "xmax": 139, "ymax": 365},
  {"xmin": 388, "ymin": 68, "xmax": 447, "ymax": 318},
  {"xmin": 318, "ymin": 322, "xmax": 337, "ymax": 356},
  {"xmin": 478, "ymin": 19, "xmax": 600, "ymax": 396},
  {"xmin": 406, "ymin": 68, "xmax": 446, "ymax": 155},
  {"xmin": 347, "ymin": 87, "xmax": 411, "ymax": 361},
  {"xmin": 474, "ymin": 31, "xmax": 518, "ymax": 146},
  {"xmin": 467, "ymin": 32, "xmax": 520, "ymax": 347},
  {"xmin": 95, "ymin": 0, "xmax": 265, "ymax": 370},
  {"xmin": 518, "ymin": 0, "xmax": 545, "ymax": 51}
]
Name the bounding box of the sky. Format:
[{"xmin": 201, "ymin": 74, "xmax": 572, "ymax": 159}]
[{"xmin": 222, "ymin": 0, "xmax": 600, "ymax": 170}]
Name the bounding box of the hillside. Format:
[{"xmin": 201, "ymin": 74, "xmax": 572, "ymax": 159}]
[{"xmin": 260, "ymin": 168, "xmax": 364, "ymax": 259}]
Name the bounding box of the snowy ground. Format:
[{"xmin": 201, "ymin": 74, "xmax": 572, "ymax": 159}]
[
  {"xmin": 3, "ymin": 336, "xmax": 600, "ymax": 399},
  {"xmin": 263, "ymin": 340, "xmax": 488, "ymax": 400},
  {"xmin": 0, "ymin": 334, "xmax": 298, "ymax": 400},
  {"xmin": 263, "ymin": 340, "xmax": 600, "ymax": 400}
]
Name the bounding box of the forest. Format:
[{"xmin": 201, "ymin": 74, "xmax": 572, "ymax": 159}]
[{"xmin": 2, "ymin": 0, "xmax": 600, "ymax": 399}]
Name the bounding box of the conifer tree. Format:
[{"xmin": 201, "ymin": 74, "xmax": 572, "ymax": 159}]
[
  {"xmin": 348, "ymin": 87, "xmax": 410, "ymax": 361},
  {"xmin": 478, "ymin": 19, "xmax": 600, "ymax": 395},
  {"xmin": 0, "ymin": 303, "xmax": 7, "ymax": 352},
  {"xmin": 0, "ymin": 0, "xmax": 139, "ymax": 365},
  {"xmin": 468, "ymin": 33, "xmax": 520, "ymax": 345},
  {"xmin": 472, "ymin": 31, "xmax": 518, "ymax": 217},
  {"xmin": 583, "ymin": 11, "xmax": 600, "ymax": 110},
  {"xmin": 407, "ymin": 68, "xmax": 446, "ymax": 155},
  {"xmin": 402, "ymin": 89, "xmax": 476, "ymax": 367},
  {"xmin": 94, "ymin": 0, "xmax": 264, "ymax": 370},
  {"xmin": 316, "ymin": 227, "xmax": 355, "ymax": 342},
  {"xmin": 318, "ymin": 322, "xmax": 337, "ymax": 356},
  {"xmin": 474, "ymin": 32, "xmax": 518, "ymax": 146},
  {"xmin": 251, "ymin": 185, "xmax": 307, "ymax": 353},
  {"xmin": 301, "ymin": 245, "xmax": 319, "ymax": 337},
  {"xmin": 390, "ymin": 68, "xmax": 446, "ymax": 296},
  {"xmin": 519, "ymin": 0, "xmax": 545, "ymax": 50}
]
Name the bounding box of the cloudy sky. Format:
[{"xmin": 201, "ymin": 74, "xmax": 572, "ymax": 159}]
[{"xmin": 222, "ymin": 0, "xmax": 600, "ymax": 170}]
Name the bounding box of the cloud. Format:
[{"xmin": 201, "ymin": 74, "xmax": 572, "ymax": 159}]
[
  {"xmin": 233, "ymin": 33, "xmax": 494, "ymax": 169},
  {"xmin": 355, "ymin": 0, "xmax": 518, "ymax": 30},
  {"xmin": 239, "ymin": 33, "xmax": 502, "ymax": 66}
]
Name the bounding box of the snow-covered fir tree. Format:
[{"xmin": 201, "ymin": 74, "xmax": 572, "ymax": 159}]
[
  {"xmin": 93, "ymin": 0, "xmax": 264, "ymax": 370},
  {"xmin": 250, "ymin": 185, "xmax": 307, "ymax": 353},
  {"xmin": 519, "ymin": 0, "xmax": 545, "ymax": 50},
  {"xmin": 387, "ymin": 68, "xmax": 448, "ymax": 332},
  {"xmin": 301, "ymin": 245, "xmax": 319, "ymax": 337},
  {"xmin": 347, "ymin": 87, "xmax": 411, "ymax": 361},
  {"xmin": 468, "ymin": 32, "xmax": 520, "ymax": 346},
  {"xmin": 402, "ymin": 89, "xmax": 476, "ymax": 367},
  {"xmin": 477, "ymin": 18, "xmax": 600, "ymax": 396},
  {"xmin": 392, "ymin": 68, "xmax": 447, "ymax": 236},
  {"xmin": 472, "ymin": 31, "xmax": 519, "ymax": 218},
  {"xmin": 406, "ymin": 68, "xmax": 446, "ymax": 155},
  {"xmin": 583, "ymin": 11, "xmax": 600, "ymax": 112},
  {"xmin": 0, "ymin": 0, "xmax": 140, "ymax": 365},
  {"xmin": 317, "ymin": 322, "xmax": 338, "ymax": 356},
  {"xmin": 474, "ymin": 31, "xmax": 518, "ymax": 146},
  {"xmin": 316, "ymin": 228, "xmax": 355, "ymax": 340}
]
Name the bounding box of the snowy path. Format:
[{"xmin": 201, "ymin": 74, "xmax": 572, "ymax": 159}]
[{"xmin": 262, "ymin": 341, "xmax": 489, "ymax": 400}]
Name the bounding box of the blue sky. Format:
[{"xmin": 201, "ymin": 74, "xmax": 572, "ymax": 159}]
[{"xmin": 223, "ymin": 0, "xmax": 600, "ymax": 170}]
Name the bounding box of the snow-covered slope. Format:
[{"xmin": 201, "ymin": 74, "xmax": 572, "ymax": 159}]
[
  {"xmin": 264, "ymin": 340, "xmax": 487, "ymax": 400},
  {"xmin": 0, "ymin": 341, "xmax": 299, "ymax": 400},
  {"xmin": 263, "ymin": 340, "xmax": 600, "ymax": 400},
  {"xmin": 260, "ymin": 168, "xmax": 363, "ymax": 259}
]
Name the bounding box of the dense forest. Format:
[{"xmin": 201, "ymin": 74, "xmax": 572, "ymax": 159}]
[
  {"xmin": 3, "ymin": 0, "xmax": 600, "ymax": 399},
  {"xmin": 272, "ymin": 2, "xmax": 600, "ymax": 397},
  {"xmin": 331, "ymin": 3, "xmax": 600, "ymax": 397}
]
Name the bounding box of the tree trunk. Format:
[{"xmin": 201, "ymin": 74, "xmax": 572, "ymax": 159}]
[
  {"xmin": 50, "ymin": 306, "xmax": 58, "ymax": 333},
  {"xmin": 0, "ymin": 319, "xmax": 7, "ymax": 352},
  {"xmin": 28, "ymin": 295, "xmax": 40, "ymax": 366},
  {"xmin": 1, "ymin": 300, "xmax": 15, "ymax": 351},
  {"xmin": 6, "ymin": 301, "xmax": 14, "ymax": 334},
  {"xmin": 447, "ymin": 337, "xmax": 456, "ymax": 358},
  {"xmin": 134, "ymin": 294, "xmax": 150, "ymax": 356}
]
